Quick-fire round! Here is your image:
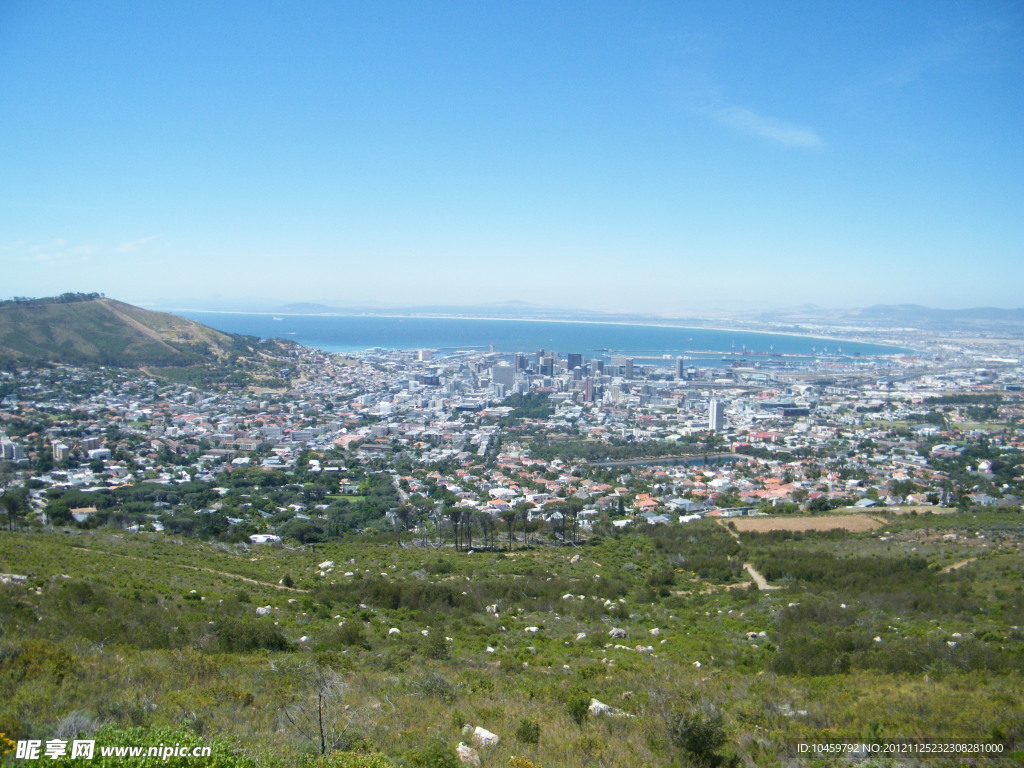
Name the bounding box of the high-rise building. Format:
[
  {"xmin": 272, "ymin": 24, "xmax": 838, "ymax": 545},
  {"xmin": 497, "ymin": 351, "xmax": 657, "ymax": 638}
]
[
  {"xmin": 567, "ymin": 353, "xmax": 583, "ymax": 371},
  {"xmin": 1, "ymin": 438, "xmax": 25, "ymax": 462},
  {"xmin": 708, "ymin": 399, "xmax": 726, "ymax": 432},
  {"xmin": 675, "ymin": 357, "xmax": 686, "ymax": 379},
  {"xmin": 491, "ymin": 364, "xmax": 515, "ymax": 389},
  {"xmin": 609, "ymin": 356, "xmax": 634, "ymax": 378}
]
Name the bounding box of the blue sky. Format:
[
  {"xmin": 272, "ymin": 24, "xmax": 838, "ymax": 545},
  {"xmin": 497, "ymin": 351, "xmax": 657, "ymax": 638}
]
[{"xmin": 1, "ymin": 1, "xmax": 1021, "ymax": 313}]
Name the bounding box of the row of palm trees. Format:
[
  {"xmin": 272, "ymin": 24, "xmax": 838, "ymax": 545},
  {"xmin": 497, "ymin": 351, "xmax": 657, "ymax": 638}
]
[{"xmin": 391, "ymin": 499, "xmax": 585, "ymax": 551}]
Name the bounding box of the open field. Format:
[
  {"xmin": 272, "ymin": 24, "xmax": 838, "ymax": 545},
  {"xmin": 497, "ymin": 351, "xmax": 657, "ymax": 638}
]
[{"xmin": 727, "ymin": 513, "xmax": 886, "ymax": 533}]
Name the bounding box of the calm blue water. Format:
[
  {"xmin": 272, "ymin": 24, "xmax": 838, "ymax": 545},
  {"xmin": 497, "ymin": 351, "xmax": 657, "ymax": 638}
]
[{"xmin": 175, "ymin": 311, "xmax": 908, "ymax": 362}]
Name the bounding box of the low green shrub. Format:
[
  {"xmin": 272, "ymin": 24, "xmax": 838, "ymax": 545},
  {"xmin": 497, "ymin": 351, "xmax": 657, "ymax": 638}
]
[
  {"xmin": 212, "ymin": 618, "xmax": 290, "ymax": 653},
  {"xmin": 514, "ymin": 718, "xmax": 540, "ymax": 745}
]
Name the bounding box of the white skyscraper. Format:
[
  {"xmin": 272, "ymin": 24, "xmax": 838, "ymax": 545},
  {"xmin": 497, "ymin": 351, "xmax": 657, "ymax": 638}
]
[{"xmin": 708, "ymin": 399, "xmax": 725, "ymax": 432}]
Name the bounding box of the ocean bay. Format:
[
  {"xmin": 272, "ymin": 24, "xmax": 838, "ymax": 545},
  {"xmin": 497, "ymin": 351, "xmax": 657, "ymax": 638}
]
[{"xmin": 175, "ymin": 311, "xmax": 907, "ymax": 361}]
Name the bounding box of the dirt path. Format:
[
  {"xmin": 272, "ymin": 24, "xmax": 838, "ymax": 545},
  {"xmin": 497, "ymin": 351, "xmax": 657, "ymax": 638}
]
[
  {"xmin": 716, "ymin": 519, "xmax": 741, "ymax": 541},
  {"xmin": 71, "ymin": 545, "xmax": 308, "ymax": 592},
  {"xmin": 743, "ymin": 562, "xmax": 781, "ymax": 591},
  {"xmin": 940, "ymin": 557, "xmax": 977, "ymax": 574}
]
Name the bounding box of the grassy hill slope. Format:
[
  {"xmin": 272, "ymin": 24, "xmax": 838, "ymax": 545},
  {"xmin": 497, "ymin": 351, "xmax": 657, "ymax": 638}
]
[
  {"xmin": 0, "ymin": 293, "xmax": 277, "ymax": 369},
  {"xmin": 1, "ymin": 514, "xmax": 1022, "ymax": 766}
]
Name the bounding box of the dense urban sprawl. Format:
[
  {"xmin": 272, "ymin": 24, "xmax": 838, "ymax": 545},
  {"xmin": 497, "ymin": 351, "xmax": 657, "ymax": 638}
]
[{"xmin": 3, "ymin": 336, "xmax": 1023, "ymax": 542}]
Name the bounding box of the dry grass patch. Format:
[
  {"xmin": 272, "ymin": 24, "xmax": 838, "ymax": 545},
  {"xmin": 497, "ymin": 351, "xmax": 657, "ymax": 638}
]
[
  {"xmin": 729, "ymin": 514, "xmax": 885, "ymax": 534},
  {"xmin": 882, "ymin": 505, "xmax": 957, "ymax": 515}
]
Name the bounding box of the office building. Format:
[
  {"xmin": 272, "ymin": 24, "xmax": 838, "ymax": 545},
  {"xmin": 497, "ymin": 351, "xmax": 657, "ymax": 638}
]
[{"xmin": 709, "ymin": 399, "xmax": 726, "ymax": 432}]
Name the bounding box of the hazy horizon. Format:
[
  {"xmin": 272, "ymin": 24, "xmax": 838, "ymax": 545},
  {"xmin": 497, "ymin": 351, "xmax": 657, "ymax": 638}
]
[{"xmin": 2, "ymin": 2, "xmax": 1021, "ymax": 313}]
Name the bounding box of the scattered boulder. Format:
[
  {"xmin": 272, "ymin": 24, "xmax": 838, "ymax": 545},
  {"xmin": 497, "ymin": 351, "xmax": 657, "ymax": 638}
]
[
  {"xmin": 255, "ymin": 605, "xmax": 272, "ymax": 616},
  {"xmin": 608, "ymin": 627, "xmax": 626, "ymax": 639},
  {"xmin": 570, "ymin": 554, "xmax": 581, "ymax": 563},
  {"xmin": 455, "ymin": 743, "xmax": 480, "ymax": 767},
  {"xmin": 471, "ymin": 726, "xmax": 499, "ymax": 747},
  {"xmin": 650, "ymin": 627, "xmax": 661, "ymax": 636},
  {"xmin": 388, "ymin": 627, "xmax": 401, "ymax": 635},
  {"xmin": 589, "ymin": 698, "xmax": 633, "ymax": 718},
  {"xmin": 318, "ymin": 560, "xmax": 334, "ymax": 570},
  {"xmin": 524, "ymin": 626, "xmax": 539, "ymax": 633},
  {"xmin": 575, "ymin": 632, "xmax": 587, "ymax": 641}
]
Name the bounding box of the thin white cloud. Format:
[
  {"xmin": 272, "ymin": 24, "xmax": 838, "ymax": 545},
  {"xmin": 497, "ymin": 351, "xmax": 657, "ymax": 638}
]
[
  {"xmin": 16, "ymin": 237, "xmax": 138, "ymax": 262},
  {"xmin": 26, "ymin": 238, "xmax": 68, "ymax": 254},
  {"xmin": 115, "ymin": 235, "xmax": 160, "ymax": 253},
  {"xmin": 708, "ymin": 103, "xmax": 825, "ymax": 149},
  {"xmin": 26, "ymin": 238, "xmax": 74, "ymax": 262}
]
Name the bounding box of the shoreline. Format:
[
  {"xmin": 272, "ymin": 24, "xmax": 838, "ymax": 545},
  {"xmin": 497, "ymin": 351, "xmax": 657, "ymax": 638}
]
[{"xmin": 168, "ymin": 308, "xmax": 915, "ymax": 353}]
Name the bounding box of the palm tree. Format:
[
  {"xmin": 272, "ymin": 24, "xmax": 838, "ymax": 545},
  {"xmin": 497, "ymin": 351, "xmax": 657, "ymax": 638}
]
[
  {"xmin": 476, "ymin": 511, "xmax": 495, "ymax": 549},
  {"xmin": 515, "ymin": 501, "xmax": 532, "ymax": 547},
  {"xmin": 446, "ymin": 506, "xmax": 461, "ymax": 551},
  {"xmin": 396, "ymin": 505, "xmax": 413, "ymax": 546},
  {"xmin": 1, "ymin": 491, "xmax": 23, "ymax": 532},
  {"xmin": 461, "ymin": 509, "xmax": 474, "ymax": 550},
  {"xmin": 499, "ymin": 510, "xmax": 518, "ymax": 551}
]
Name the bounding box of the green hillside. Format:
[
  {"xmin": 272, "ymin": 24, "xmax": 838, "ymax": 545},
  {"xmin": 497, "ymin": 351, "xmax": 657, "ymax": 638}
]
[
  {"xmin": 0, "ymin": 293, "xmax": 285, "ymax": 372},
  {"xmin": 1, "ymin": 518, "xmax": 1022, "ymax": 767}
]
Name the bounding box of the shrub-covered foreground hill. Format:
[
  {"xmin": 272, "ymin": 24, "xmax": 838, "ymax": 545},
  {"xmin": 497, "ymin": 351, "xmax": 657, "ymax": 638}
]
[{"xmin": 1, "ymin": 512, "xmax": 1022, "ymax": 767}]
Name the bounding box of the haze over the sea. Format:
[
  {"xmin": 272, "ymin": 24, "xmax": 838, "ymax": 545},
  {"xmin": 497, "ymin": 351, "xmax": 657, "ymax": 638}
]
[{"xmin": 176, "ymin": 311, "xmax": 909, "ymax": 360}]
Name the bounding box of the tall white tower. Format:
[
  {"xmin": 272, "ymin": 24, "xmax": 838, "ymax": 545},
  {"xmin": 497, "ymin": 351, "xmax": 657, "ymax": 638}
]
[{"xmin": 708, "ymin": 399, "xmax": 725, "ymax": 432}]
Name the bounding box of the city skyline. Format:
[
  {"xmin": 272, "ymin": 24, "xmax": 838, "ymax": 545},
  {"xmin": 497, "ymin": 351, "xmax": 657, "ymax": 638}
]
[{"xmin": 1, "ymin": 1, "xmax": 1022, "ymax": 313}]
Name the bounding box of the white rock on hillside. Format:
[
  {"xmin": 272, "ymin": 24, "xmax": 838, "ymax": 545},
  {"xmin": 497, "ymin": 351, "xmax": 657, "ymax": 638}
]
[
  {"xmin": 589, "ymin": 698, "xmax": 634, "ymax": 718},
  {"xmin": 455, "ymin": 743, "xmax": 480, "ymax": 766},
  {"xmin": 471, "ymin": 726, "xmax": 499, "ymax": 747}
]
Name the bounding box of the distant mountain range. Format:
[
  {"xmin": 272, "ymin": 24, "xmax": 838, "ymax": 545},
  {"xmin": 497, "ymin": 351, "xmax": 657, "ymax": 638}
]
[
  {"xmin": 275, "ymin": 299, "xmax": 602, "ymax": 318},
  {"xmin": 0, "ymin": 293, "xmax": 293, "ymax": 371},
  {"xmin": 747, "ymin": 304, "xmax": 1024, "ymax": 331},
  {"xmin": 271, "ymin": 300, "xmax": 1024, "ymax": 334},
  {"xmin": 273, "ymin": 300, "xmax": 711, "ymax": 326}
]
